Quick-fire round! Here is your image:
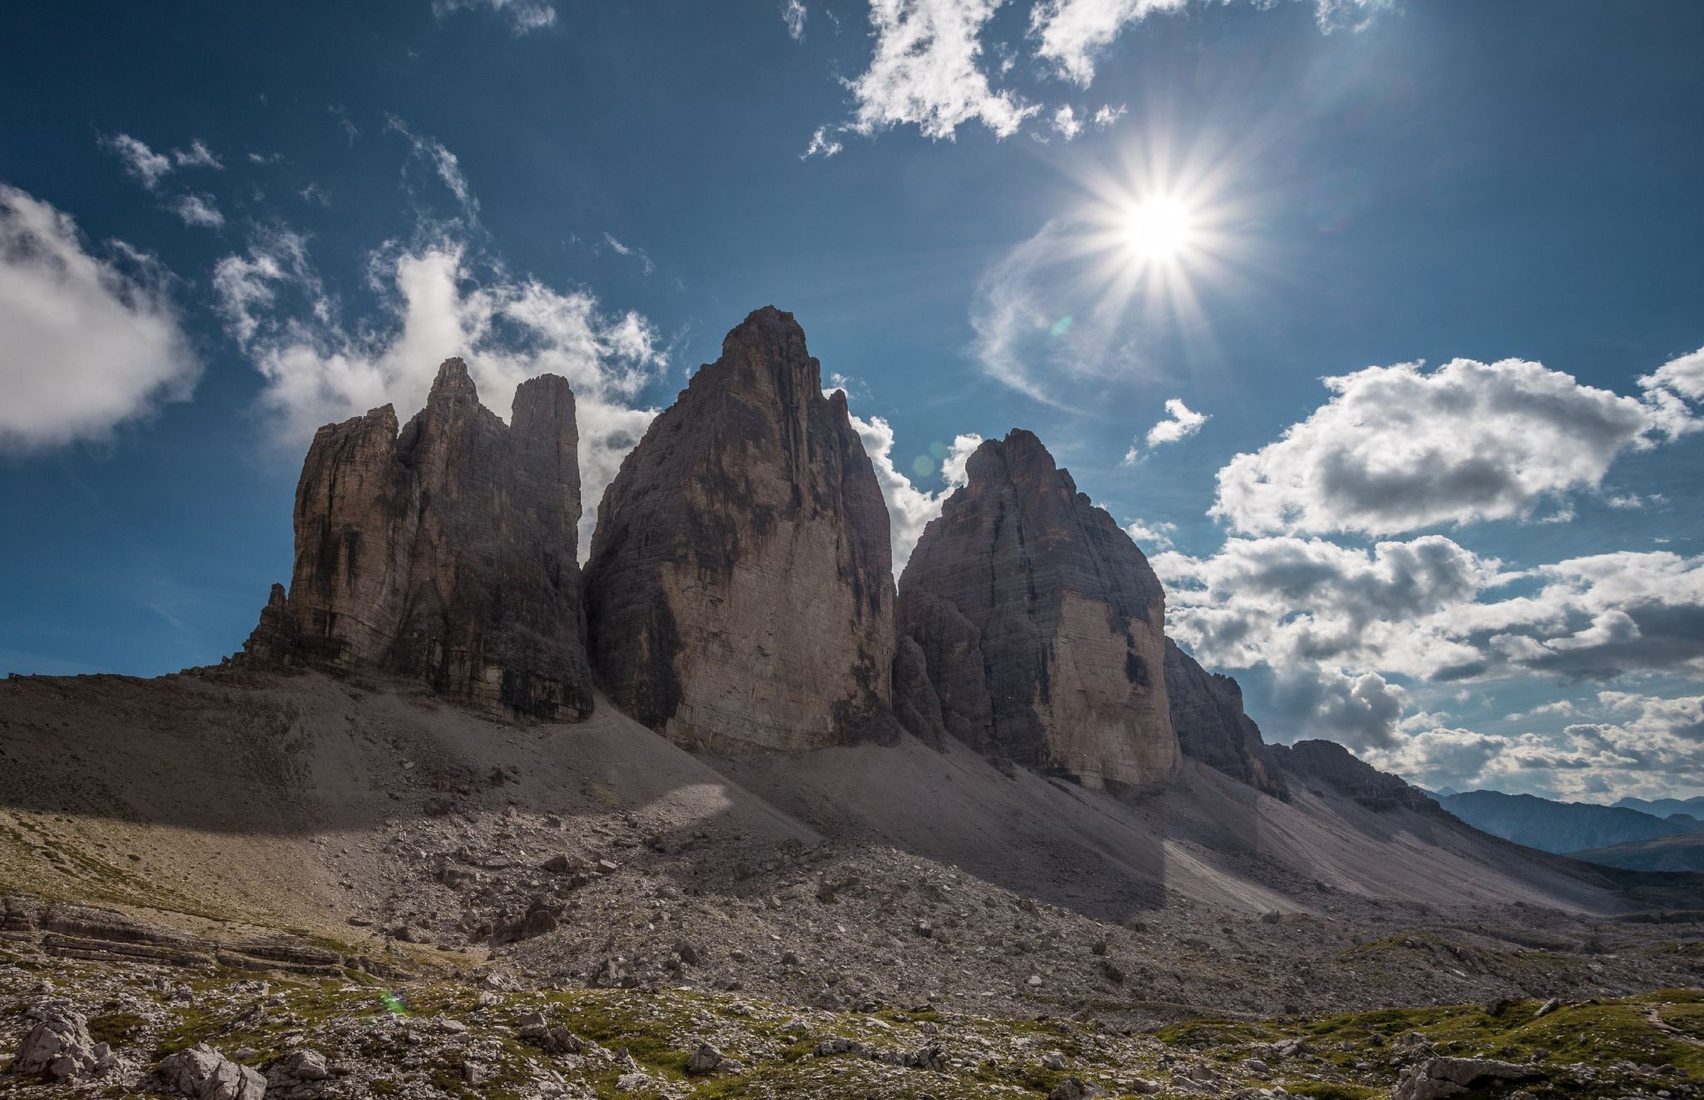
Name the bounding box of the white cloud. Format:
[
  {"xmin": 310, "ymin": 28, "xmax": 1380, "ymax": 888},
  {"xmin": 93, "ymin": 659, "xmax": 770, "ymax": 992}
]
[
  {"xmin": 1134, "ymin": 396, "xmax": 1207, "ymax": 456},
  {"xmin": 101, "ymin": 134, "xmax": 224, "ymax": 190},
  {"xmin": 783, "ymin": 0, "xmax": 808, "ymax": 39},
  {"xmin": 172, "ymin": 193, "xmax": 225, "ymax": 230},
  {"xmin": 1091, "ymin": 103, "xmax": 1126, "ymax": 128},
  {"xmin": 847, "ymin": 0, "xmax": 1037, "ymax": 141},
  {"xmin": 1051, "ymin": 105, "xmax": 1082, "ymax": 139},
  {"xmin": 432, "ymin": 0, "xmax": 556, "ymax": 33},
  {"xmin": 837, "ymin": 402, "xmax": 981, "ymax": 573},
  {"xmin": 1029, "ymin": 0, "xmax": 1188, "ymax": 87},
  {"xmin": 1639, "ymin": 345, "xmax": 1704, "ymax": 403},
  {"xmin": 1031, "ymin": 0, "xmax": 1391, "ymax": 89},
  {"xmin": 386, "ymin": 116, "xmax": 478, "ymax": 218},
  {"xmin": 173, "ymin": 139, "xmax": 223, "ymax": 171},
  {"xmin": 213, "ymin": 230, "xmax": 664, "ymax": 553},
  {"xmin": 1369, "ymin": 690, "xmax": 1704, "ymax": 801},
  {"xmin": 1213, "ymin": 357, "xmax": 1693, "ymax": 537},
  {"xmin": 601, "ymin": 233, "xmax": 655, "ymax": 275},
  {"xmin": 803, "ymin": 126, "xmax": 846, "ymax": 159},
  {"xmin": 1123, "ymin": 517, "xmax": 1176, "ymax": 550},
  {"xmin": 100, "ymin": 134, "xmax": 174, "ymax": 190},
  {"xmin": 0, "ymin": 184, "xmax": 198, "ymax": 451}
]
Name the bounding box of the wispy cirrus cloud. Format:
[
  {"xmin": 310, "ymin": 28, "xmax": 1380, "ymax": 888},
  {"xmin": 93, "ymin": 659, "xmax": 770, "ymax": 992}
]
[{"xmin": 432, "ymin": 0, "xmax": 556, "ymax": 34}]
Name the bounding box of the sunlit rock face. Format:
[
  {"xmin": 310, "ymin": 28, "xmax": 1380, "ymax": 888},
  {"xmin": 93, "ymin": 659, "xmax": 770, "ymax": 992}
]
[
  {"xmin": 583, "ymin": 306, "xmax": 898, "ymax": 752},
  {"xmin": 1163, "ymin": 639, "xmax": 1288, "ymax": 799},
  {"xmin": 896, "ymin": 429, "xmax": 1179, "ymax": 790},
  {"xmin": 239, "ymin": 359, "xmax": 595, "ymax": 721}
]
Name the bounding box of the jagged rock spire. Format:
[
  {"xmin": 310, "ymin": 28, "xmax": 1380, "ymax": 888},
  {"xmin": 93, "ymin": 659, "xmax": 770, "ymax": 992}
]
[{"xmin": 238, "ymin": 358, "xmax": 594, "ymax": 721}]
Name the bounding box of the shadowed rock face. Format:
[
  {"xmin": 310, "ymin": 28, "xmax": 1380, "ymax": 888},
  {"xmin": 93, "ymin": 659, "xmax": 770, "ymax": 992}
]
[
  {"xmin": 896, "ymin": 429, "xmax": 1179, "ymax": 790},
  {"xmin": 1273, "ymin": 739, "xmax": 1439, "ymax": 813},
  {"xmin": 583, "ymin": 306, "xmax": 897, "ymax": 752},
  {"xmin": 239, "ymin": 359, "xmax": 594, "ymax": 721},
  {"xmin": 1163, "ymin": 639, "xmax": 1287, "ymax": 798}
]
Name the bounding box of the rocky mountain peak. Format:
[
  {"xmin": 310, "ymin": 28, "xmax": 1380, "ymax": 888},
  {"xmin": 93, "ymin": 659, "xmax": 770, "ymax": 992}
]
[
  {"xmin": 896, "ymin": 428, "xmax": 1177, "ymax": 789},
  {"xmin": 237, "ymin": 362, "xmax": 594, "ymax": 721},
  {"xmin": 584, "ymin": 307, "xmax": 897, "ymax": 752}
]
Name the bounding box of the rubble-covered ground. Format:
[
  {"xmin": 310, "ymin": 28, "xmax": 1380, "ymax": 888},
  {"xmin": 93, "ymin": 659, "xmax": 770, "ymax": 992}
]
[{"xmin": 1, "ymin": 949, "xmax": 1701, "ymax": 1099}]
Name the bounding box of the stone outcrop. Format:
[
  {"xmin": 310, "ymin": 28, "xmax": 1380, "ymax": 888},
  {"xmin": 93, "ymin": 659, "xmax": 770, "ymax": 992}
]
[
  {"xmin": 239, "ymin": 359, "xmax": 594, "ymax": 721},
  {"xmin": 1163, "ymin": 639, "xmax": 1287, "ymax": 798},
  {"xmin": 896, "ymin": 429, "xmax": 1178, "ymax": 789},
  {"xmin": 1272, "ymin": 739, "xmax": 1439, "ymax": 812},
  {"xmin": 583, "ymin": 306, "xmax": 897, "ymax": 752},
  {"xmin": 157, "ymin": 1045, "xmax": 266, "ymax": 1100},
  {"xmin": 1391, "ymin": 1056, "xmax": 1537, "ymax": 1100},
  {"xmin": 11, "ymin": 1002, "xmax": 117, "ymax": 1082}
]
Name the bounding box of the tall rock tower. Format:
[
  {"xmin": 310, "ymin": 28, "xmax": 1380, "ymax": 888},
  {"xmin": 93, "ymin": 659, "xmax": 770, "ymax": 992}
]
[
  {"xmin": 896, "ymin": 430, "xmax": 1179, "ymax": 790},
  {"xmin": 583, "ymin": 306, "xmax": 897, "ymax": 752},
  {"xmin": 239, "ymin": 359, "xmax": 595, "ymax": 721}
]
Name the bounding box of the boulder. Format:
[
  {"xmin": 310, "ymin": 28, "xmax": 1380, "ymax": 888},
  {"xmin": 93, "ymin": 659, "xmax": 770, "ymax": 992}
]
[
  {"xmin": 157, "ymin": 1045, "xmax": 267, "ymax": 1100},
  {"xmin": 265, "ymin": 1049, "xmax": 330, "ymax": 1099},
  {"xmin": 1391, "ymin": 1056, "xmax": 1537, "ymax": 1099},
  {"xmin": 584, "ymin": 306, "xmax": 897, "ymax": 751},
  {"xmin": 10, "ymin": 1002, "xmax": 115, "ymax": 1081},
  {"xmin": 1163, "ymin": 638, "xmax": 1287, "ymax": 797},
  {"xmin": 896, "ymin": 429, "xmax": 1178, "ymax": 789},
  {"xmin": 238, "ymin": 359, "xmax": 594, "ymax": 721}
]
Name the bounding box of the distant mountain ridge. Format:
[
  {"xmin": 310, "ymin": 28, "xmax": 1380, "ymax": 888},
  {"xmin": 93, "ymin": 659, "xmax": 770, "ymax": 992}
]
[
  {"xmin": 1438, "ymin": 789, "xmax": 1704, "ymax": 858},
  {"xmin": 1615, "ymin": 794, "xmax": 1704, "ymax": 820}
]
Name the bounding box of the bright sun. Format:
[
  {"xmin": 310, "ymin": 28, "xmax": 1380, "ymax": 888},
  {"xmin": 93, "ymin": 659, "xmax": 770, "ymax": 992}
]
[{"xmin": 1122, "ymin": 195, "xmax": 1196, "ymax": 263}]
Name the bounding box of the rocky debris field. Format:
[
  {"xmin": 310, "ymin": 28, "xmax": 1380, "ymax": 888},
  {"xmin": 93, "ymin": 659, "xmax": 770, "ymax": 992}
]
[
  {"xmin": 336, "ymin": 796, "xmax": 1704, "ymax": 1027},
  {"xmin": 1, "ymin": 950, "xmax": 1701, "ymax": 1099}
]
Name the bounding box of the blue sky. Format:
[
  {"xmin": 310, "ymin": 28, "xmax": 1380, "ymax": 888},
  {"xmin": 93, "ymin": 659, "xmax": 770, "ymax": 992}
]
[{"xmin": 3, "ymin": 0, "xmax": 1703, "ymax": 801}]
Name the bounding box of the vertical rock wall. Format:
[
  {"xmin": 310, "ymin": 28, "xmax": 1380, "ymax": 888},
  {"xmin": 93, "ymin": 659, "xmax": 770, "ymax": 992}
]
[{"xmin": 583, "ymin": 306, "xmax": 897, "ymax": 752}]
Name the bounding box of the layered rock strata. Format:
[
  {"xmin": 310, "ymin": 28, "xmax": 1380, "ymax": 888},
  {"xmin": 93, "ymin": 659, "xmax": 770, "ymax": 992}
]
[
  {"xmin": 583, "ymin": 306, "xmax": 897, "ymax": 751},
  {"xmin": 240, "ymin": 359, "xmax": 594, "ymax": 721},
  {"xmin": 895, "ymin": 430, "xmax": 1179, "ymax": 789}
]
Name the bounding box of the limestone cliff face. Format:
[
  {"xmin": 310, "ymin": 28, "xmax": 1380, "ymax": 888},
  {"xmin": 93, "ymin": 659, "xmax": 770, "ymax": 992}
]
[
  {"xmin": 1163, "ymin": 639, "xmax": 1287, "ymax": 798},
  {"xmin": 582, "ymin": 306, "xmax": 897, "ymax": 752},
  {"xmin": 239, "ymin": 359, "xmax": 594, "ymax": 721},
  {"xmin": 896, "ymin": 430, "xmax": 1179, "ymax": 789}
]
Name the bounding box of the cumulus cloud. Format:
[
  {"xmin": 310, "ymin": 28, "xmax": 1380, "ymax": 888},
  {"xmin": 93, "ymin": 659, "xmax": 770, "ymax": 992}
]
[
  {"xmin": 783, "ymin": 0, "xmax": 808, "ymax": 39},
  {"xmin": 1123, "ymin": 517, "xmax": 1176, "ymax": 551},
  {"xmin": 839, "ymin": 403, "xmax": 982, "ymax": 573},
  {"xmin": 1639, "ymin": 345, "xmax": 1704, "ymax": 403},
  {"xmin": 1213, "ymin": 357, "xmax": 1694, "ymax": 538},
  {"xmin": 1158, "ymin": 528, "xmax": 1704, "ymax": 754},
  {"xmin": 386, "ymin": 117, "xmax": 478, "ymax": 219},
  {"xmin": 212, "ymin": 229, "xmax": 665, "ymax": 553},
  {"xmin": 1368, "ymin": 691, "xmax": 1704, "ymax": 801},
  {"xmin": 1125, "ymin": 397, "xmax": 1207, "ymax": 460},
  {"xmin": 847, "ymin": 0, "xmax": 1037, "ymax": 141},
  {"xmin": 171, "ymin": 193, "xmax": 225, "ymax": 229},
  {"xmin": 1029, "ymin": 0, "xmax": 1188, "ymax": 87},
  {"xmin": 1051, "ymin": 105, "xmax": 1083, "ymax": 139},
  {"xmin": 0, "ymin": 184, "xmax": 199, "ymax": 451},
  {"xmin": 432, "ymin": 0, "xmax": 556, "ymax": 33}
]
